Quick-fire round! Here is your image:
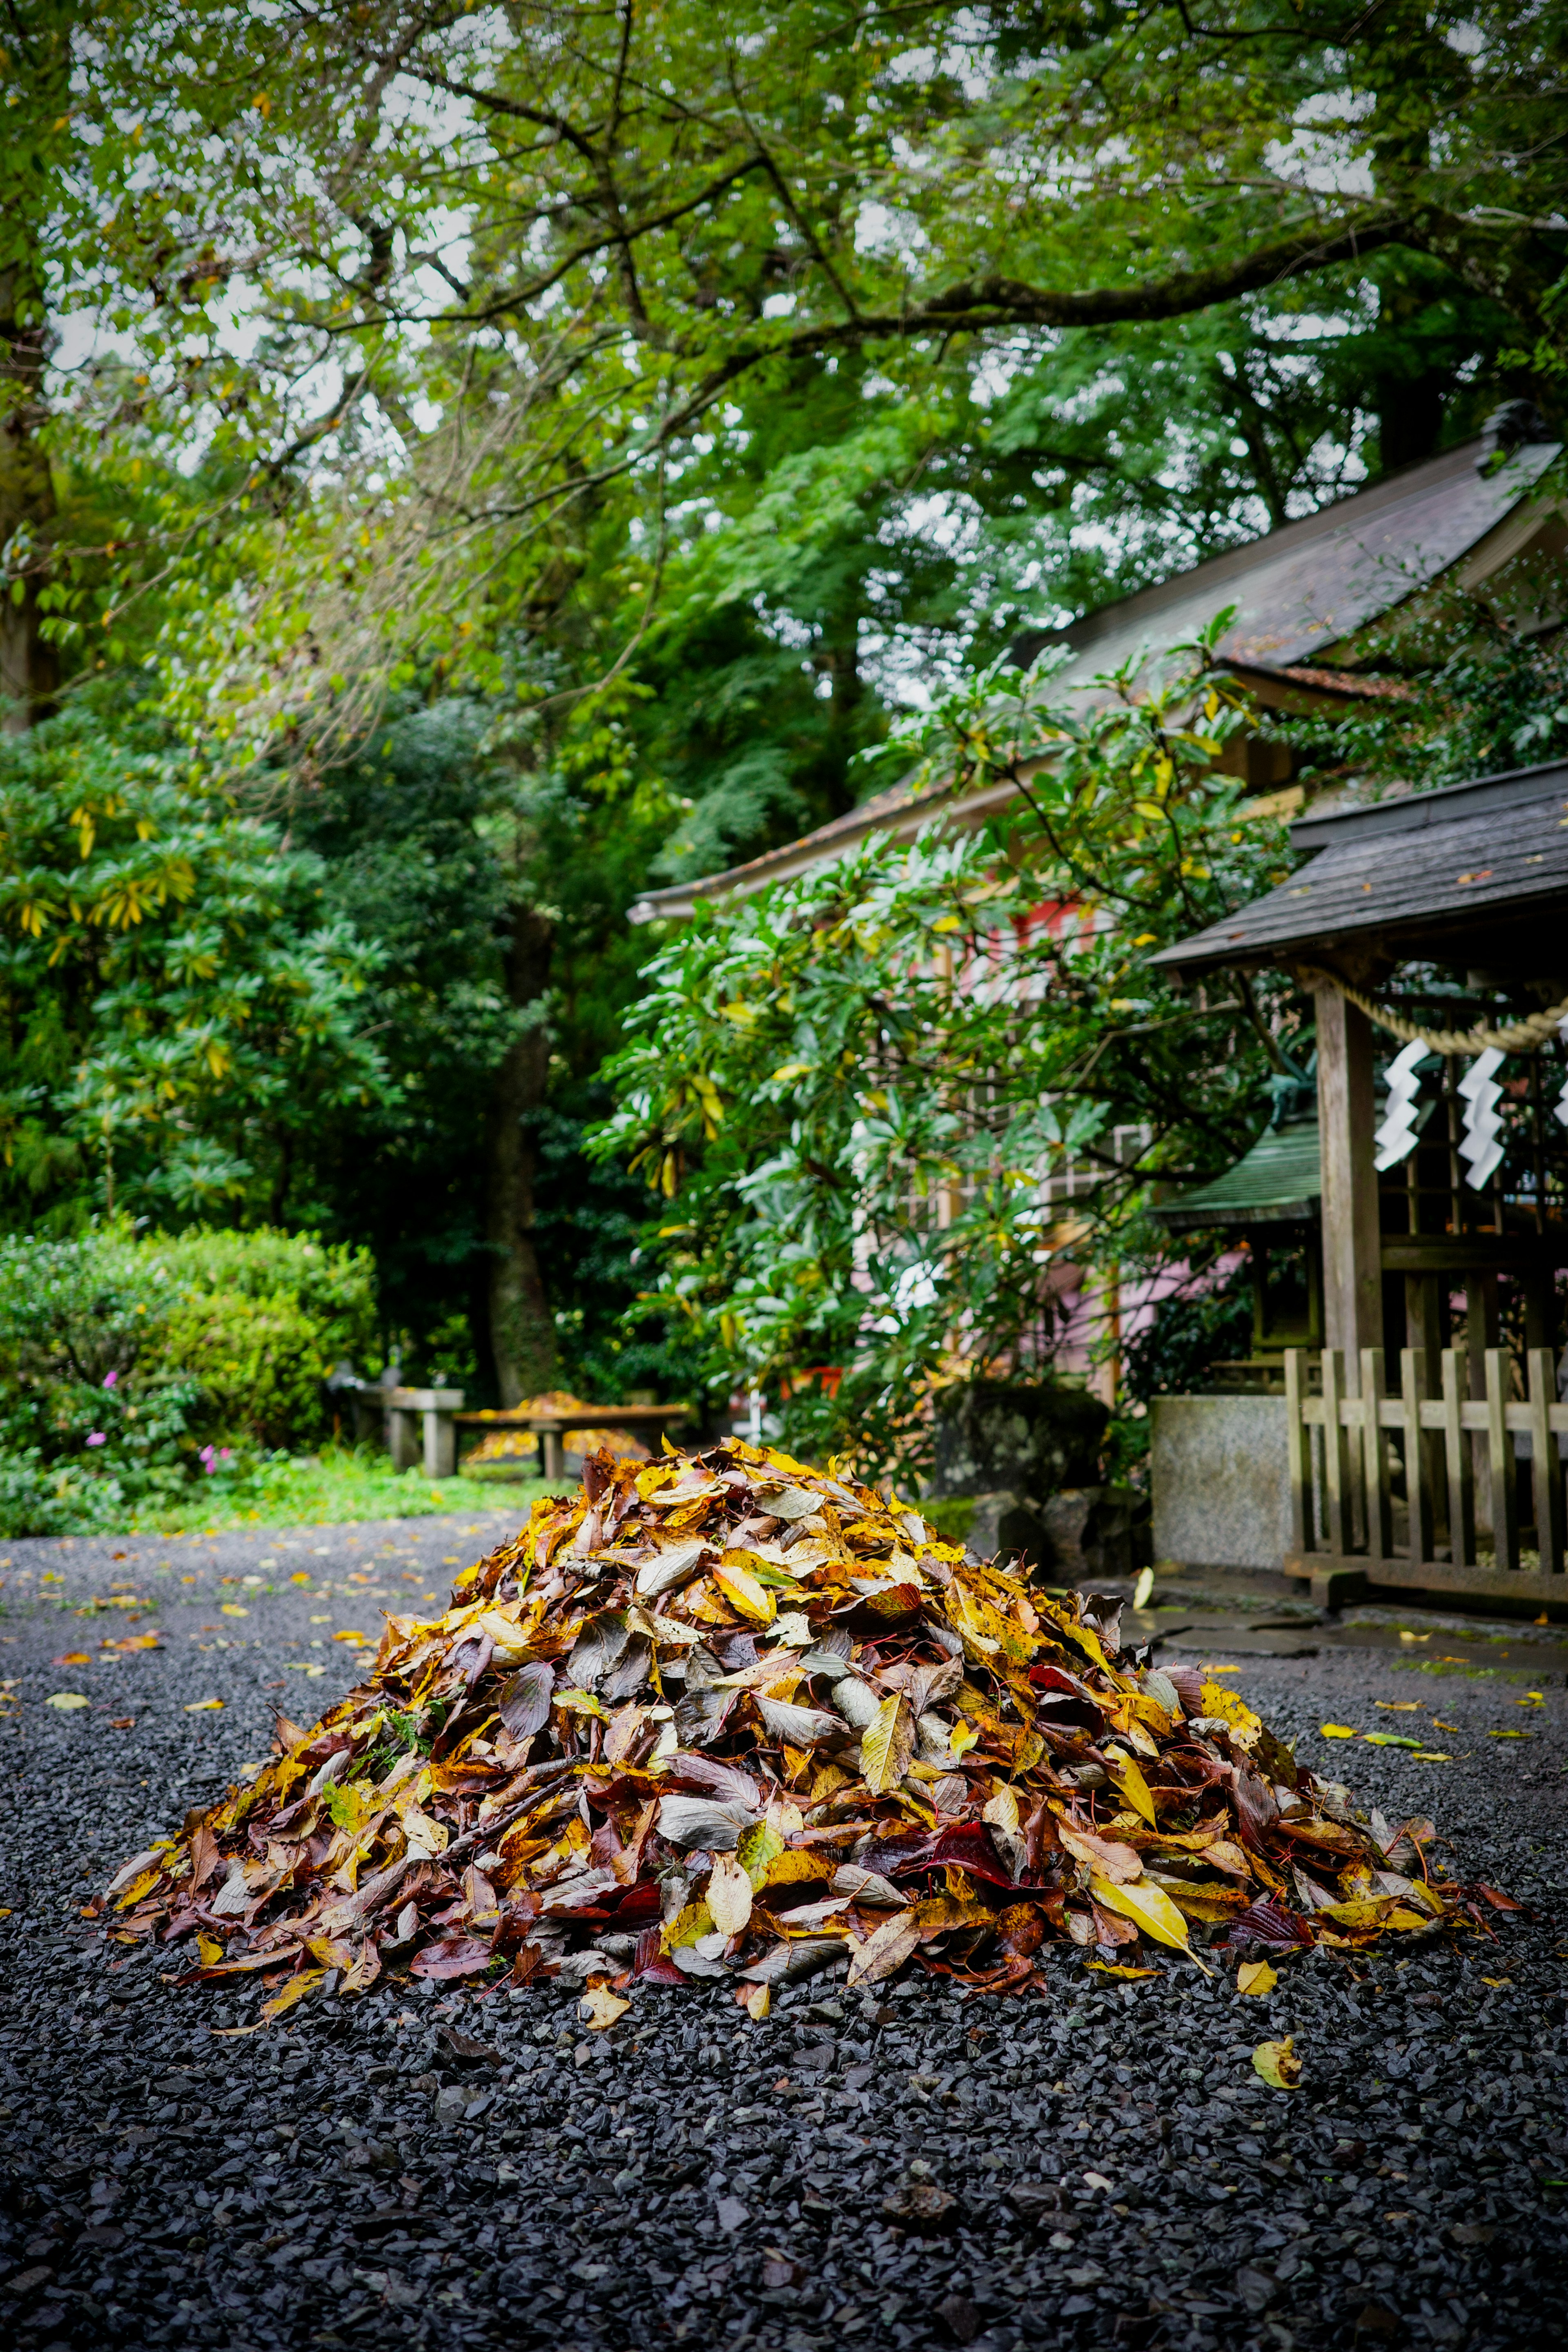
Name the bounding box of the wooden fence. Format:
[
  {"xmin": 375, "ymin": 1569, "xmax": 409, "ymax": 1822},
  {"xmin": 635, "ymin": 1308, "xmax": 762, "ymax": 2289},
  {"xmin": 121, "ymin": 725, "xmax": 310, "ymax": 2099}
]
[{"xmin": 1283, "ymin": 1344, "xmax": 1566, "ymax": 1603}]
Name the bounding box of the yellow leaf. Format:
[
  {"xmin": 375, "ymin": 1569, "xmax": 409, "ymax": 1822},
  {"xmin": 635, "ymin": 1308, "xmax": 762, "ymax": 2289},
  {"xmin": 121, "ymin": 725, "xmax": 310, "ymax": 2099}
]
[
  {"xmin": 660, "ymin": 1898, "xmax": 715, "ymax": 1953},
  {"xmin": 1089, "ymin": 1872, "xmax": 1195, "ymax": 1957},
  {"xmin": 332, "ymin": 1629, "xmax": 368, "ymax": 1644},
  {"xmin": 261, "ymin": 1967, "xmax": 325, "ymax": 2021},
  {"xmin": 1105, "ymin": 1750, "xmax": 1156, "ymax": 1826},
  {"xmin": 1199, "ymin": 1680, "xmax": 1264, "ymax": 1748},
  {"xmin": 220, "ymin": 1603, "xmax": 249, "ymax": 1618},
  {"xmin": 948, "ymin": 1719, "xmax": 979, "ymax": 1757},
  {"xmin": 580, "ymin": 1976, "xmax": 630, "ymax": 2032},
  {"xmin": 735, "ymin": 1820, "xmax": 785, "ymax": 1886},
  {"xmin": 707, "ymin": 1851, "xmax": 753, "ymax": 1938},
  {"xmin": 113, "ymin": 1867, "xmax": 161, "ymax": 1910},
  {"xmin": 553, "ymin": 1687, "xmax": 608, "ymax": 1719},
  {"xmin": 1083, "ymin": 1960, "xmax": 1158, "ymax": 1979},
  {"xmin": 305, "ymin": 1931, "xmax": 356, "ymax": 1973},
  {"xmin": 1319, "ymin": 1723, "xmax": 1359, "ymax": 1739},
  {"xmin": 185, "ymin": 1697, "xmax": 223, "ymax": 1712},
  {"xmin": 711, "ymin": 1561, "xmax": 775, "ymax": 1626},
  {"xmin": 742, "ymin": 1980, "xmax": 770, "ymax": 2020},
  {"xmin": 861, "ymin": 1691, "xmax": 913, "ymax": 1795},
  {"xmin": 754, "ymin": 1849, "xmax": 831, "ymax": 1895},
  {"xmin": 1316, "ymin": 1896, "xmax": 1397, "ymax": 1930},
  {"xmin": 1236, "ymin": 1959, "xmax": 1277, "ymax": 1997},
  {"xmin": 1253, "ymin": 2036, "xmax": 1301, "ymax": 2090},
  {"xmin": 197, "ymin": 1933, "xmax": 225, "ymax": 1966},
  {"xmin": 46, "ymin": 1691, "xmax": 90, "ymax": 1710}
]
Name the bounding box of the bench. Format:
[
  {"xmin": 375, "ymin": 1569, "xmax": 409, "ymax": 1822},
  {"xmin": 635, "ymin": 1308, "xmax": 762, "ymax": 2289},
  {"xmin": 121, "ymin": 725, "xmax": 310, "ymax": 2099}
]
[
  {"xmin": 453, "ymin": 1401, "xmax": 696, "ymax": 1481},
  {"xmin": 349, "ymin": 1386, "xmax": 466, "ymax": 1479}
]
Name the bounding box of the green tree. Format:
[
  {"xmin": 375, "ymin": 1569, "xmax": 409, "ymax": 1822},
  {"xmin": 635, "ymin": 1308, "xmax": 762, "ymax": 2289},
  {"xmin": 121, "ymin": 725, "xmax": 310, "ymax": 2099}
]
[
  {"xmin": 0, "ymin": 686, "xmax": 391, "ymax": 1223},
  {"xmin": 590, "ymin": 627, "xmax": 1296, "ymax": 1469}
]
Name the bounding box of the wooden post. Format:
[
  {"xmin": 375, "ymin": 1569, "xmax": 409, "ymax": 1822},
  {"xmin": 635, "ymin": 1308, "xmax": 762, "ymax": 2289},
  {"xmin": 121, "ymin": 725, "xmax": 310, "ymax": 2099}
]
[
  {"xmin": 1441, "ymin": 1348, "xmax": 1476, "ymax": 1569},
  {"xmin": 1484, "ymin": 1348, "xmax": 1519, "ymax": 1572},
  {"xmin": 1400, "ymin": 1348, "xmax": 1434, "ymax": 1568},
  {"xmin": 1526, "ymin": 1346, "xmax": 1564, "ymax": 1574},
  {"xmin": 1360, "ymin": 1348, "xmax": 1391, "ymax": 1565},
  {"xmin": 1314, "ymin": 983, "xmax": 1384, "ymax": 1361},
  {"xmin": 1320, "ymin": 1348, "xmax": 1354, "ymax": 1558},
  {"xmin": 1284, "ymin": 1348, "xmax": 1314, "ymax": 1558},
  {"xmin": 1467, "ymin": 1271, "xmax": 1501, "ymax": 1536}
]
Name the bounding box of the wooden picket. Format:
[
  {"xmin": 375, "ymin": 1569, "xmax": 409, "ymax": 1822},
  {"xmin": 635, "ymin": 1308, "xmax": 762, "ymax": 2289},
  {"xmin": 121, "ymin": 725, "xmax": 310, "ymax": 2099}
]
[{"xmin": 1283, "ymin": 1344, "xmax": 1567, "ymax": 1602}]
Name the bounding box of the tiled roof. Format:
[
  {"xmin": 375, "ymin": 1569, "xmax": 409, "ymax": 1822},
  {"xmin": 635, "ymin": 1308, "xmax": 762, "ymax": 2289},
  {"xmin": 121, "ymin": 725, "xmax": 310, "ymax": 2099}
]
[
  {"xmin": 630, "ymin": 432, "xmax": 1562, "ymax": 924},
  {"xmin": 1153, "ymin": 759, "xmax": 1568, "ymax": 979}
]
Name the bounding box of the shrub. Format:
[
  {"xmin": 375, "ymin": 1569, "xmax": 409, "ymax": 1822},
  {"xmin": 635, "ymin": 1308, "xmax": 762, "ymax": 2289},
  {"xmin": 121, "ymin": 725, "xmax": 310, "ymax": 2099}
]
[{"xmin": 0, "ymin": 1223, "xmax": 377, "ymax": 1533}]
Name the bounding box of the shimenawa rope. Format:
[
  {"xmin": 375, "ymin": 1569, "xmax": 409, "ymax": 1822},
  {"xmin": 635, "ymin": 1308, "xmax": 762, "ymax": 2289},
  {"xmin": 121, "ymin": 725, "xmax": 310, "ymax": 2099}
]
[{"xmin": 1301, "ymin": 969, "xmax": 1568, "ymax": 1058}]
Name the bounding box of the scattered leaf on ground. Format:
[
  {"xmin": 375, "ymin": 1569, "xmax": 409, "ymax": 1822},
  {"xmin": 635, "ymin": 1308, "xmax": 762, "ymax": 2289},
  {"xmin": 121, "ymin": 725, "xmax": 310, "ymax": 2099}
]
[
  {"xmin": 580, "ymin": 1977, "xmax": 630, "ymax": 2031},
  {"xmin": 1254, "ymin": 2036, "xmax": 1302, "ymax": 2089},
  {"xmin": 1237, "ymin": 1959, "xmax": 1278, "ymax": 1996}
]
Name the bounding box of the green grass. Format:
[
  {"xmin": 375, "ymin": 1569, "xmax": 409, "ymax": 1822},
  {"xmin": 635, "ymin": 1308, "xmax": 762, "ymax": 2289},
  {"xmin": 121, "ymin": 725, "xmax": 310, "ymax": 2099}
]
[{"xmin": 125, "ymin": 1444, "xmax": 571, "ymax": 1533}]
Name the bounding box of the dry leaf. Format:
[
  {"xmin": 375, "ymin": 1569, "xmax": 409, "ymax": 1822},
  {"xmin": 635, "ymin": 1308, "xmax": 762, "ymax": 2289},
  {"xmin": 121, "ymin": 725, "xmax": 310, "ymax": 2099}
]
[
  {"xmin": 1253, "ymin": 2036, "xmax": 1301, "ymax": 2089},
  {"xmin": 261, "ymin": 1968, "xmax": 326, "ymax": 2021},
  {"xmin": 580, "ymin": 1976, "xmax": 630, "ymax": 2031},
  {"xmin": 707, "ymin": 1851, "xmax": 754, "ymax": 1938},
  {"xmin": 1089, "ymin": 1873, "xmax": 1192, "ymax": 1955},
  {"xmin": 847, "ymin": 1910, "xmax": 923, "ymax": 1986},
  {"xmin": 1236, "ymin": 1959, "xmax": 1278, "ymax": 1996},
  {"xmin": 104, "ymin": 1437, "xmax": 1488, "ymax": 2013},
  {"xmin": 861, "ymin": 1691, "xmax": 913, "ymax": 1794}
]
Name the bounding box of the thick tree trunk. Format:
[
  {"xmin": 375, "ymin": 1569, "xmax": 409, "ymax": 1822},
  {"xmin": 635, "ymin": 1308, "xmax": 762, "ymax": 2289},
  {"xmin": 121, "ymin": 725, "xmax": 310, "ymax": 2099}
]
[
  {"xmin": 484, "ymin": 901, "xmax": 557, "ymax": 1407},
  {"xmin": 0, "ymin": 260, "xmax": 58, "ymax": 731}
]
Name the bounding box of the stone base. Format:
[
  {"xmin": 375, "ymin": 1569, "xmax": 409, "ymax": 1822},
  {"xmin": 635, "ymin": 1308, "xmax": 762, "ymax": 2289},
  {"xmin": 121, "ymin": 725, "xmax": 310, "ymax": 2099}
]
[
  {"xmin": 960, "ymin": 1484, "xmax": 1151, "ymax": 1581},
  {"xmin": 1150, "ymin": 1392, "xmax": 1290, "ymax": 1573}
]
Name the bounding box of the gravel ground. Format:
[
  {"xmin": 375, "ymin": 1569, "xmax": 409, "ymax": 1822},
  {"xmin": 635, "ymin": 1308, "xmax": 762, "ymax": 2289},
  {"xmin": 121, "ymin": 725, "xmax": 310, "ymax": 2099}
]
[{"xmin": 1, "ymin": 1520, "xmax": 1565, "ymax": 2352}]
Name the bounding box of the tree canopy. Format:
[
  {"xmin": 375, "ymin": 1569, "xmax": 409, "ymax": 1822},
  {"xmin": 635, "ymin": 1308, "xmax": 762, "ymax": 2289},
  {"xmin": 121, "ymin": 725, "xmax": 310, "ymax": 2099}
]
[{"xmin": 1, "ymin": 1, "xmax": 1563, "ymax": 1416}]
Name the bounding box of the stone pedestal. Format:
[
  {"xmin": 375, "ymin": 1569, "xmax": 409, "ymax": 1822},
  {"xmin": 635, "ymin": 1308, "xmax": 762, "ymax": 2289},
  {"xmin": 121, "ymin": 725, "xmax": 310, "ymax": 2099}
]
[{"xmin": 1150, "ymin": 1393, "xmax": 1291, "ymax": 1570}]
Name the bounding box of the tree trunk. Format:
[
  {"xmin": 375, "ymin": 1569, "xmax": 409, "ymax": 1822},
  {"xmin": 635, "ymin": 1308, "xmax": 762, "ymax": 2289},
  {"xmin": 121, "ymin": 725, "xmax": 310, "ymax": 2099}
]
[
  {"xmin": 0, "ymin": 258, "xmax": 59, "ymax": 731},
  {"xmin": 485, "ymin": 900, "xmax": 557, "ymax": 1406}
]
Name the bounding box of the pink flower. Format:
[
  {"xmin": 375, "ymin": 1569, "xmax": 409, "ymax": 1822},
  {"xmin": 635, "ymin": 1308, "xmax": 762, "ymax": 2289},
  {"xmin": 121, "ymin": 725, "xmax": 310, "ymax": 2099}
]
[
  {"xmin": 102, "ymin": 1370, "xmax": 118, "ymax": 1390},
  {"xmin": 86, "ymin": 1432, "xmax": 107, "ymax": 1448}
]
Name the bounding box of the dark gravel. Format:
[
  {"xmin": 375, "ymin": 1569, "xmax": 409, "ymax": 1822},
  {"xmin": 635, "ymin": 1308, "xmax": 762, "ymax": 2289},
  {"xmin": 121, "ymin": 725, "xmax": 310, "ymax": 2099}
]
[{"xmin": 2, "ymin": 1521, "xmax": 1566, "ymax": 2352}]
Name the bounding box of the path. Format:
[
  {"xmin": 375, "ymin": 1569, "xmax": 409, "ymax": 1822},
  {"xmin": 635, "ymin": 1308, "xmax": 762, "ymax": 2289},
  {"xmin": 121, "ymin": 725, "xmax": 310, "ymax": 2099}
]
[{"xmin": 0, "ymin": 1524, "xmax": 1565, "ymax": 2351}]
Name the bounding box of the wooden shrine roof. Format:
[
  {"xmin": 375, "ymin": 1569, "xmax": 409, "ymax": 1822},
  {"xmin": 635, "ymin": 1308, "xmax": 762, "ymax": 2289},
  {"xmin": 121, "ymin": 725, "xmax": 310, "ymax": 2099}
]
[
  {"xmin": 1153, "ymin": 757, "xmax": 1568, "ymax": 982},
  {"xmin": 1154, "ymin": 1115, "xmax": 1321, "ymax": 1230}
]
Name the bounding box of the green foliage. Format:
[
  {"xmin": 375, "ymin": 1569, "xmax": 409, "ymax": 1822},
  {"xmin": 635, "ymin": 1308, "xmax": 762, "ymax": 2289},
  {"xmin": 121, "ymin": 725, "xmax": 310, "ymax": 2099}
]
[
  {"xmin": 0, "ymin": 1223, "xmax": 376, "ymax": 1535},
  {"xmin": 1270, "ymin": 591, "xmax": 1568, "ymax": 790},
  {"xmin": 0, "ymin": 686, "xmax": 393, "ymax": 1225},
  {"xmin": 592, "ymin": 626, "xmax": 1295, "ymax": 1471},
  {"xmin": 9, "ymin": 5, "xmax": 1558, "ymax": 761}
]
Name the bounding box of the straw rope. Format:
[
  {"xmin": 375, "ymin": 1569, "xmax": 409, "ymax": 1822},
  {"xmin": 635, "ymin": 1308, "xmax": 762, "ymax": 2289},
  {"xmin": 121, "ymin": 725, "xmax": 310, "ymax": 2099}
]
[{"xmin": 1300, "ymin": 969, "xmax": 1568, "ymax": 1056}]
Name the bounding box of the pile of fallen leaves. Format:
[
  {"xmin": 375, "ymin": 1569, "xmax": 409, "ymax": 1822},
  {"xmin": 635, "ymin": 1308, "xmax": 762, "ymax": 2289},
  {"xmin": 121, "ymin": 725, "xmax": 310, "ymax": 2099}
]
[{"xmin": 105, "ymin": 1441, "xmax": 1494, "ymax": 2021}]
